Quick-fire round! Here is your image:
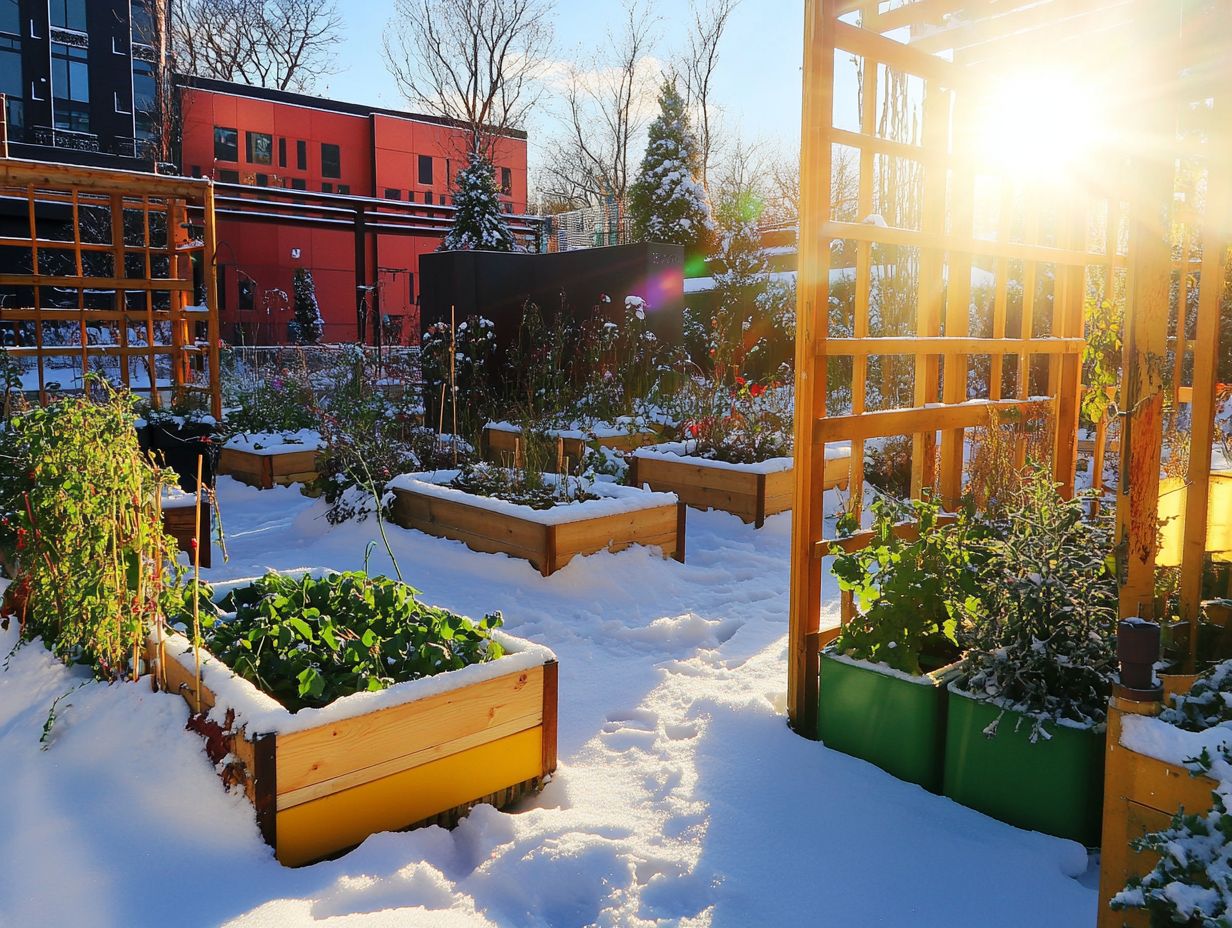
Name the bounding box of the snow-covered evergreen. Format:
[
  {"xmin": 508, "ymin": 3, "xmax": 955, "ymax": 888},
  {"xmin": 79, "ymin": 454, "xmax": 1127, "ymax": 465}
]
[
  {"xmin": 628, "ymin": 81, "xmax": 715, "ymax": 263},
  {"xmin": 288, "ymin": 268, "xmax": 324, "ymax": 344},
  {"xmin": 441, "ymin": 153, "xmax": 516, "ymax": 253}
]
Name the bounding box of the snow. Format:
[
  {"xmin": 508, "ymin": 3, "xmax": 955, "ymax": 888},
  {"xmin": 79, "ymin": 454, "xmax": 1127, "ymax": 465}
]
[
  {"xmin": 1120, "ymin": 714, "xmax": 1232, "ymax": 769},
  {"xmin": 683, "ymin": 265, "xmax": 996, "ymax": 294},
  {"xmin": 386, "ymin": 470, "xmax": 679, "ymax": 526},
  {"xmin": 0, "ymin": 476, "xmax": 1098, "ymax": 927},
  {"xmin": 485, "ymin": 419, "xmax": 660, "ymax": 441},
  {"xmin": 632, "ymin": 440, "xmax": 851, "ymax": 475},
  {"xmin": 223, "ymin": 429, "xmax": 325, "ymax": 455}
]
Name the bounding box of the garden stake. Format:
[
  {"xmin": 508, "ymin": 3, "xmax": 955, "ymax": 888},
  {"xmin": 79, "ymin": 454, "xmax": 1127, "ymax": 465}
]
[
  {"xmin": 154, "ymin": 486, "xmax": 166, "ymax": 691},
  {"xmin": 450, "ymin": 304, "xmax": 458, "ymax": 467},
  {"xmin": 192, "ymin": 454, "xmax": 203, "ymax": 715}
]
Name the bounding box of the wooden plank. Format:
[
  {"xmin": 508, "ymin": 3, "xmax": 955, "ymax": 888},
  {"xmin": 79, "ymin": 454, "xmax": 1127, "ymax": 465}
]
[
  {"xmin": 822, "ymin": 336, "xmax": 1084, "ymax": 356},
  {"xmin": 0, "ymin": 158, "xmax": 211, "ymax": 199},
  {"xmin": 275, "ymin": 666, "xmax": 545, "ymax": 798},
  {"xmin": 541, "ymin": 660, "xmax": 559, "ymax": 775},
  {"xmin": 552, "ymin": 503, "xmax": 680, "ymax": 565},
  {"xmin": 0, "ymin": 274, "xmax": 194, "ymax": 291},
  {"xmin": 390, "ymin": 487, "xmax": 548, "ymax": 553},
  {"xmin": 817, "ymin": 398, "xmax": 1049, "ymax": 443},
  {"xmin": 832, "ymin": 19, "xmax": 958, "ymax": 86},
  {"xmin": 275, "ymin": 727, "xmax": 544, "ymax": 867}
]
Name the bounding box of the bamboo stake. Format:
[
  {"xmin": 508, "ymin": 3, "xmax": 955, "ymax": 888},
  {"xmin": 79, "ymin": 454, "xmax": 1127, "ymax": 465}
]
[
  {"xmin": 192, "ymin": 454, "xmax": 204, "ymax": 715},
  {"xmin": 450, "ymin": 304, "xmax": 458, "ymax": 467},
  {"xmin": 154, "ymin": 485, "xmax": 166, "ymax": 691}
]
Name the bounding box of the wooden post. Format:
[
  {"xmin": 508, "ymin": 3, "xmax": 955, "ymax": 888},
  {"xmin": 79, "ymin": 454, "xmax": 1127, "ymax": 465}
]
[
  {"xmin": 787, "ymin": 0, "xmax": 835, "ymax": 737},
  {"xmin": 1116, "ymin": 0, "xmax": 1182, "ymax": 621}
]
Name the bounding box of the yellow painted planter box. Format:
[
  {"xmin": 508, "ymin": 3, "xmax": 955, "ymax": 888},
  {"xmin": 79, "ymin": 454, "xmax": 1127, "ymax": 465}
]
[
  {"xmin": 629, "ymin": 443, "xmax": 851, "ymax": 528},
  {"xmin": 149, "ymin": 627, "xmax": 558, "ymax": 867},
  {"xmin": 388, "ymin": 471, "xmax": 684, "ymax": 577},
  {"xmin": 1096, "ymin": 679, "xmax": 1218, "ymax": 928}
]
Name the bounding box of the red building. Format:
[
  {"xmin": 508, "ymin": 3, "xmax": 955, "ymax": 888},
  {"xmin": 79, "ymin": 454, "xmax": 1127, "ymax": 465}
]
[{"xmin": 176, "ymin": 76, "xmax": 529, "ymax": 344}]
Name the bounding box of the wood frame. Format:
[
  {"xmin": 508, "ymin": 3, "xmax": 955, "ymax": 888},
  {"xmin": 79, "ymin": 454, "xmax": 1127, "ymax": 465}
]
[
  {"xmin": 389, "ymin": 479, "xmax": 685, "ymax": 577},
  {"xmin": 149, "ymin": 633, "xmax": 557, "ymax": 867},
  {"xmin": 0, "ymin": 158, "xmax": 222, "ymax": 419},
  {"xmin": 218, "ymin": 446, "xmax": 321, "ymax": 490},
  {"xmin": 789, "ymin": 0, "xmax": 1230, "ymax": 732},
  {"xmin": 483, "ymin": 424, "xmax": 662, "ymax": 473},
  {"xmin": 162, "ymin": 496, "xmax": 212, "ymax": 569}
]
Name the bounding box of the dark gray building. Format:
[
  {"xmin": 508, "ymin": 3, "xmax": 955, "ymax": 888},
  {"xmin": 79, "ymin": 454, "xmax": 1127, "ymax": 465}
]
[{"xmin": 1, "ymin": 0, "xmax": 163, "ymax": 170}]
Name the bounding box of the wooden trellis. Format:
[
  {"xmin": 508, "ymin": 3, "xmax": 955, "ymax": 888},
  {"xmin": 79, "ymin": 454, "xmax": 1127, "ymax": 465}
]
[
  {"xmin": 789, "ymin": 0, "xmax": 1232, "ymax": 733},
  {"xmin": 0, "ymin": 157, "xmax": 221, "ymax": 419}
]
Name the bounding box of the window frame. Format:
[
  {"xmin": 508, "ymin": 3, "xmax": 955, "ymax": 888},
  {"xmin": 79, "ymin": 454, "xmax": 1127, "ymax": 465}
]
[
  {"xmin": 417, "ymin": 154, "xmax": 433, "ymax": 186},
  {"xmin": 320, "ymin": 142, "xmax": 341, "ymax": 179},
  {"xmin": 214, "ymin": 126, "xmax": 239, "ymax": 162},
  {"xmin": 245, "ymin": 130, "xmax": 273, "ymax": 165}
]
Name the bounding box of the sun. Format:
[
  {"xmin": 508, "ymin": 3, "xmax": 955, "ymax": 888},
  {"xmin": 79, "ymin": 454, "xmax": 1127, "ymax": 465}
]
[{"xmin": 970, "ymin": 71, "xmax": 1102, "ymax": 180}]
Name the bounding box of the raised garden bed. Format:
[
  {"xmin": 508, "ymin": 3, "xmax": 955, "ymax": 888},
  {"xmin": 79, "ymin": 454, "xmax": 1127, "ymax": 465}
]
[
  {"xmin": 162, "ymin": 490, "xmax": 211, "ymax": 568},
  {"xmin": 943, "ymin": 687, "xmax": 1105, "ymax": 845},
  {"xmin": 149, "ymin": 600, "xmax": 557, "ymax": 867},
  {"xmin": 483, "ymin": 421, "xmax": 663, "ymax": 472},
  {"xmin": 388, "ymin": 471, "xmax": 684, "ymax": 577},
  {"xmin": 629, "ymin": 441, "xmax": 851, "ymax": 528},
  {"xmin": 818, "ymin": 649, "xmax": 960, "ymax": 792},
  {"xmin": 219, "ymin": 430, "xmax": 323, "ymax": 490}
]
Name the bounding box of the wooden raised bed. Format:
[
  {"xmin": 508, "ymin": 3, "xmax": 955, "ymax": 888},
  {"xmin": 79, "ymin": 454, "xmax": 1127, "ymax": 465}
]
[
  {"xmin": 629, "ymin": 443, "xmax": 851, "ymax": 528},
  {"xmin": 1096, "ymin": 679, "xmax": 1218, "ymax": 928},
  {"xmin": 162, "ymin": 493, "xmax": 212, "ymax": 569},
  {"xmin": 218, "ymin": 434, "xmax": 322, "ymax": 490},
  {"xmin": 388, "ymin": 472, "xmax": 684, "ymax": 577},
  {"xmin": 149, "ymin": 627, "xmax": 558, "ymax": 867},
  {"xmin": 483, "ymin": 422, "xmax": 661, "ymax": 472}
]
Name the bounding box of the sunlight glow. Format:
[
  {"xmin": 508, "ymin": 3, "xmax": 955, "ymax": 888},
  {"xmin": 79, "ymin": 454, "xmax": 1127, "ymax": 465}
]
[{"xmin": 971, "ymin": 72, "xmax": 1102, "ymax": 179}]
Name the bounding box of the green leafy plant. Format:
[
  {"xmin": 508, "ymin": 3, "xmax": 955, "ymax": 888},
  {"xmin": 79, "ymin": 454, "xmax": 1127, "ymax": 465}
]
[
  {"xmin": 681, "ymin": 376, "xmax": 793, "ymax": 465},
  {"xmin": 1, "ymin": 382, "xmax": 183, "ymax": 680},
  {"xmin": 184, "ymin": 571, "xmax": 505, "ymax": 712},
  {"xmin": 1082, "ymin": 296, "xmax": 1122, "ymax": 425},
  {"xmin": 957, "ymin": 468, "xmax": 1119, "ymax": 739},
  {"xmin": 829, "ymin": 497, "xmax": 977, "ymax": 675}
]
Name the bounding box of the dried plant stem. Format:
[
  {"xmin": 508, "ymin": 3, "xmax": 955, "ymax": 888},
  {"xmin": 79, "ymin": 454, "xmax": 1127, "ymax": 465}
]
[{"xmin": 192, "ymin": 454, "xmax": 203, "ymax": 715}]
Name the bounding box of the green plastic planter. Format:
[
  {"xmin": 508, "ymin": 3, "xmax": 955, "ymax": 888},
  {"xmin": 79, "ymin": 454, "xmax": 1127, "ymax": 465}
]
[
  {"xmin": 817, "ymin": 649, "xmax": 958, "ymax": 792},
  {"xmin": 942, "ymin": 688, "xmax": 1105, "ymax": 845}
]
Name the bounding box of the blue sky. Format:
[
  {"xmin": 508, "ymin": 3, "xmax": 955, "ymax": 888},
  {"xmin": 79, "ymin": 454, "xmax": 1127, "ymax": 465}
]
[{"xmin": 320, "ymin": 0, "xmax": 808, "ymax": 182}]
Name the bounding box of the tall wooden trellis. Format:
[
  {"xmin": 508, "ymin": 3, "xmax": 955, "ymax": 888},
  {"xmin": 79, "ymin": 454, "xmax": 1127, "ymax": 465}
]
[
  {"xmin": 0, "ymin": 157, "xmax": 222, "ymax": 419},
  {"xmin": 789, "ymin": 0, "xmax": 1232, "ymax": 733}
]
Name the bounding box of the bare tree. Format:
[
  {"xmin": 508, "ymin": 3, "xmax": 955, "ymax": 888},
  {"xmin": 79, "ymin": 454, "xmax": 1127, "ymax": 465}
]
[
  {"xmin": 682, "ymin": 0, "xmax": 738, "ymax": 191},
  {"xmin": 537, "ymin": 1, "xmax": 657, "ymax": 208},
  {"xmin": 383, "ymin": 0, "xmax": 554, "ymax": 159},
  {"xmin": 172, "ymin": 0, "xmax": 342, "ymax": 93},
  {"xmin": 708, "ymin": 134, "xmax": 770, "ymax": 228}
]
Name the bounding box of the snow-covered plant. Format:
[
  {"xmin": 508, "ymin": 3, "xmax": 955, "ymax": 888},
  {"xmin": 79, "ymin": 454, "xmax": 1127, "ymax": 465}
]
[
  {"xmin": 830, "ymin": 497, "xmax": 982, "ymax": 675},
  {"xmin": 681, "ymin": 376, "xmax": 793, "ymax": 465},
  {"xmin": 180, "ymin": 572, "xmax": 505, "ymax": 712},
  {"xmin": 628, "ymin": 80, "xmax": 715, "ymax": 264},
  {"xmin": 421, "ymin": 315, "xmax": 497, "ymax": 436},
  {"xmin": 571, "ymin": 298, "xmax": 668, "ymax": 425},
  {"xmin": 708, "ymin": 216, "xmax": 769, "ymax": 377},
  {"xmin": 441, "ymin": 152, "xmax": 516, "ymax": 253},
  {"xmin": 224, "ymin": 361, "xmax": 319, "ymax": 436},
  {"xmin": 0, "ymin": 382, "xmax": 182, "ymax": 681},
  {"xmin": 504, "ymin": 302, "xmax": 573, "ymax": 426},
  {"xmin": 450, "ymin": 459, "xmax": 597, "ymax": 511},
  {"xmin": 957, "ymin": 468, "xmax": 1119, "ymax": 740},
  {"xmin": 288, "ymin": 268, "xmax": 324, "ymax": 344},
  {"xmin": 1112, "ymin": 659, "xmax": 1232, "ymax": 926}
]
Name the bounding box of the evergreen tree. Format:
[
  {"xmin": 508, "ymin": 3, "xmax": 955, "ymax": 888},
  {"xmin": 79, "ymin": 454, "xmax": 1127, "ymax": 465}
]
[
  {"xmin": 289, "ymin": 268, "xmax": 324, "ymax": 344},
  {"xmin": 709, "ymin": 210, "xmax": 770, "ymax": 375},
  {"xmin": 628, "ymin": 80, "xmax": 715, "ymax": 264},
  {"xmin": 441, "ymin": 152, "xmax": 516, "ymax": 252}
]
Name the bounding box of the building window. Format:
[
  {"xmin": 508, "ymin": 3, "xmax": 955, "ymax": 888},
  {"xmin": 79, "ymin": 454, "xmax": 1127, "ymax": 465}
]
[
  {"xmin": 406, "ymin": 191, "xmax": 415, "ymax": 203},
  {"xmin": 501, "ymin": 167, "xmax": 512, "ymax": 196},
  {"xmin": 384, "ymin": 189, "xmax": 401, "ymax": 200},
  {"xmin": 424, "ymin": 191, "xmax": 433, "ymax": 205},
  {"xmin": 238, "ymin": 277, "xmax": 254, "ymax": 311},
  {"xmin": 49, "ymin": 0, "xmax": 86, "ymax": 32},
  {"xmin": 0, "ymin": 0, "xmax": 18, "ymax": 36},
  {"xmin": 255, "ymin": 173, "xmax": 268, "ymax": 186},
  {"xmin": 133, "ymin": 59, "xmax": 156, "ymax": 141},
  {"xmin": 0, "ymin": 37, "xmax": 22, "ymax": 132},
  {"xmin": 214, "ymin": 126, "xmax": 238, "ymax": 162},
  {"xmin": 290, "ymin": 178, "xmax": 306, "ymax": 190},
  {"xmin": 246, "ymin": 131, "xmax": 272, "ymax": 165},
  {"xmin": 321, "ymin": 143, "xmax": 340, "ymax": 179},
  {"xmin": 296, "ymin": 139, "xmax": 307, "ymax": 170},
  {"xmin": 190, "ymin": 165, "xmax": 201, "ymax": 177},
  {"xmin": 51, "ymin": 42, "xmax": 89, "ymax": 133},
  {"xmin": 418, "ymin": 154, "xmax": 433, "ymax": 185},
  {"xmin": 278, "ymin": 137, "xmax": 286, "ymax": 167},
  {"xmin": 337, "ymin": 184, "xmax": 349, "ymax": 195},
  {"xmin": 321, "ymin": 182, "xmax": 333, "ymax": 193},
  {"xmin": 131, "ymin": 0, "xmax": 155, "ymax": 44},
  {"xmin": 218, "ymin": 169, "xmax": 239, "ymax": 184}
]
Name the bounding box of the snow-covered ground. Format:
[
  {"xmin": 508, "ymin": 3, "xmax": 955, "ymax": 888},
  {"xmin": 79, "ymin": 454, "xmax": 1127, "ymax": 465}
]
[{"xmin": 0, "ymin": 478, "xmax": 1097, "ymax": 927}]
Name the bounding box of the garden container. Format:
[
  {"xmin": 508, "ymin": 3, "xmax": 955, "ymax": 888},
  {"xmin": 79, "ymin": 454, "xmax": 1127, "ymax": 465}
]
[
  {"xmin": 150, "ymin": 625, "xmax": 558, "ymax": 867},
  {"xmin": 218, "ymin": 432, "xmax": 323, "ymax": 490},
  {"xmin": 943, "ymin": 687, "xmax": 1105, "ymax": 845},
  {"xmin": 483, "ymin": 422, "xmax": 661, "ymax": 474},
  {"xmin": 629, "ymin": 442, "xmax": 849, "ymax": 528},
  {"xmin": 818, "ymin": 649, "xmax": 958, "ymax": 792},
  {"xmin": 149, "ymin": 419, "xmax": 217, "ymax": 492},
  {"xmin": 388, "ymin": 471, "xmax": 684, "ymax": 576}
]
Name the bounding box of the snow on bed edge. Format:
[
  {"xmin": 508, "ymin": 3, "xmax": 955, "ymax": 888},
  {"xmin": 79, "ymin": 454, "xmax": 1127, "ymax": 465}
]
[{"xmin": 631, "ymin": 440, "xmax": 851, "ymax": 475}]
